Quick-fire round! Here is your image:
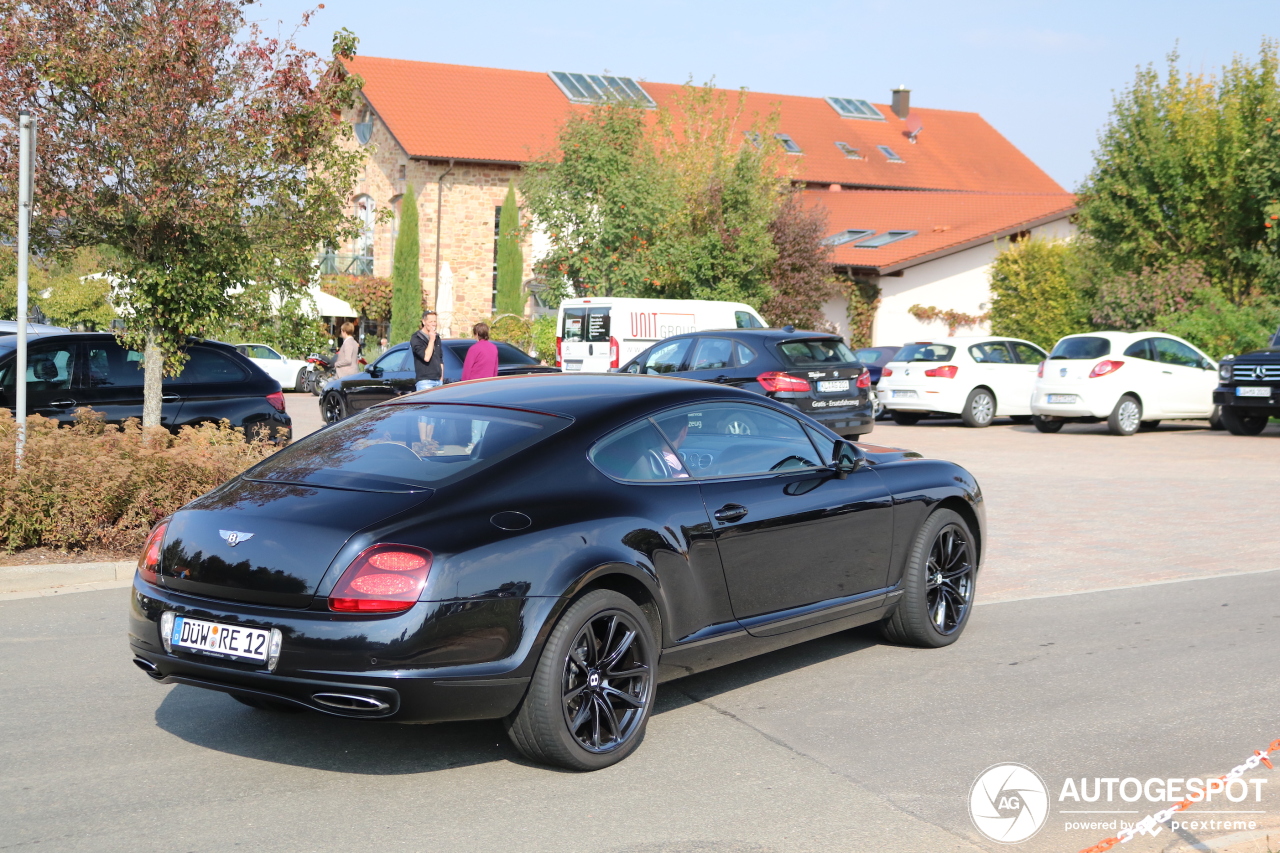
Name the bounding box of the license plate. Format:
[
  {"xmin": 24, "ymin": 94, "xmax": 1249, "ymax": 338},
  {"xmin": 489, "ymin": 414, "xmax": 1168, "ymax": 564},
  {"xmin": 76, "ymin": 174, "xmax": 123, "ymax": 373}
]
[
  {"xmin": 891, "ymin": 390, "xmax": 917, "ymax": 398},
  {"xmin": 1236, "ymin": 386, "xmax": 1270, "ymax": 397},
  {"xmin": 171, "ymin": 616, "xmax": 270, "ymax": 664},
  {"xmin": 1047, "ymin": 394, "xmax": 1079, "ymax": 404},
  {"xmin": 562, "ymin": 360, "xmax": 582, "ymax": 372},
  {"xmin": 818, "ymin": 380, "xmax": 849, "ymax": 393}
]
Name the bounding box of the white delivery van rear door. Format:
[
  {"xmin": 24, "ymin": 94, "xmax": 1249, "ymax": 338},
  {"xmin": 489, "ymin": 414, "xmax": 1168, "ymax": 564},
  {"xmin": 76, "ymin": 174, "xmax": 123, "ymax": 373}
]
[{"xmin": 560, "ymin": 303, "xmax": 615, "ymax": 372}]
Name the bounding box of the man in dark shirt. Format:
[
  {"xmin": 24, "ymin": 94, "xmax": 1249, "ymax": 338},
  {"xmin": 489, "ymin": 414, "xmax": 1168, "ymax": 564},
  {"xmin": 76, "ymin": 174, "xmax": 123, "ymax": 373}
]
[{"xmin": 410, "ymin": 311, "xmax": 442, "ymax": 391}]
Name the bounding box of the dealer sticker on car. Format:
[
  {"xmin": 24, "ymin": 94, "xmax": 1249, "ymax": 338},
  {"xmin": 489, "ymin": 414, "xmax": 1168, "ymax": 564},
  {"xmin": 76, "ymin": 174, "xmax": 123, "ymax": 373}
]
[{"xmin": 171, "ymin": 615, "xmax": 270, "ymax": 663}]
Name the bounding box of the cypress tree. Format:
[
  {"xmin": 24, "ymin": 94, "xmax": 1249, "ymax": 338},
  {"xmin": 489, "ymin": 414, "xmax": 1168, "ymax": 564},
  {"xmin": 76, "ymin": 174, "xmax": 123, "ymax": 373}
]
[
  {"xmin": 389, "ymin": 182, "xmax": 422, "ymax": 344},
  {"xmin": 495, "ymin": 181, "xmax": 525, "ymax": 315}
]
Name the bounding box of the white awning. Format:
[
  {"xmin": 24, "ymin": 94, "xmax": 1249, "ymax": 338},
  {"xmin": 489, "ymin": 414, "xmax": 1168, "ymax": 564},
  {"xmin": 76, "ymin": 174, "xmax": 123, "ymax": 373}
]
[{"xmin": 309, "ymin": 286, "xmax": 357, "ymax": 318}]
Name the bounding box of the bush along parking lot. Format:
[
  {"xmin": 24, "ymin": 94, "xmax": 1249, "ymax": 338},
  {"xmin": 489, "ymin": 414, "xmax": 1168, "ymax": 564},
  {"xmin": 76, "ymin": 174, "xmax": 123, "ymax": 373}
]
[{"xmin": 0, "ymin": 410, "xmax": 277, "ymax": 554}]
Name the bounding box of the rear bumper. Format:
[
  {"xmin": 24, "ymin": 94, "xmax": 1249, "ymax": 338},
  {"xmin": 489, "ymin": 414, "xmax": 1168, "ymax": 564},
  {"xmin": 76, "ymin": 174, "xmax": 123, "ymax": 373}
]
[
  {"xmin": 782, "ymin": 399, "xmax": 875, "ymax": 436},
  {"xmin": 875, "ymin": 385, "xmax": 964, "ymax": 415},
  {"xmin": 128, "ymin": 575, "xmax": 548, "ymax": 723},
  {"xmin": 1030, "ymin": 385, "xmax": 1117, "ymax": 419}
]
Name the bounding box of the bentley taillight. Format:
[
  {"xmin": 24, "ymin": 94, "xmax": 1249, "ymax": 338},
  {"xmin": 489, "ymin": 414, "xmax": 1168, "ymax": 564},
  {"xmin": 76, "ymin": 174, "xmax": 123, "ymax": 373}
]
[
  {"xmin": 138, "ymin": 520, "xmax": 169, "ymax": 585},
  {"xmin": 757, "ymin": 371, "xmax": 811, "ymax": 392},
  {"xmin": 328, "ymin": 545, "xmax": 434, "ymax": 613}
]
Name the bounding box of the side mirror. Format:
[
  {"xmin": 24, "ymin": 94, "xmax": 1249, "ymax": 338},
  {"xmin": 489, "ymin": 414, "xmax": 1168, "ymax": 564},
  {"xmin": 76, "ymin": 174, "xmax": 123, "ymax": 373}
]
[
  {"xmin": 830, "ymin": 439, "xmax": 865, "ymax": 479},
  {"xmin": 368, "ymin": 366, "xmax": 383, "ymax": 378}
]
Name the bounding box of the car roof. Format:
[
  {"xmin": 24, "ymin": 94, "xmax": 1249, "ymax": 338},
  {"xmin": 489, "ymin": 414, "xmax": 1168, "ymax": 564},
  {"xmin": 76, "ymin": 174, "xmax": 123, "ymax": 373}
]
[
  {"xmin": 0, "ymin": 331, "xmax": 237, "ymax": 353},
  {"xmin": 661, "ymin": 328, "xmax": 840, "ymax": 341}
]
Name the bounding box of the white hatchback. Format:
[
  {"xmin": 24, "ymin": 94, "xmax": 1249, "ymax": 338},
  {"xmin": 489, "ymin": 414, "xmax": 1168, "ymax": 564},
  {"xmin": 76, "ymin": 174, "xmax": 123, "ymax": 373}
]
[
  {"xmin": 876, "ymin": 337, "xmax": 1048, "ymax": 427},
  {"xmin": 1031, "ymin": 331, "xmax": 1218, "ymax": 435},
  {"xmin": 233, "ymin": 343, "xmax": 309, "ymax": 392}
]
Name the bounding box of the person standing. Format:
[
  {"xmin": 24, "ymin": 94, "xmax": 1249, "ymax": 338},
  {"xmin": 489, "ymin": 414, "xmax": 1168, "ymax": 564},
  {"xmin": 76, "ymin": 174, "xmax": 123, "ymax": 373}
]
[
  {"xmin": 333, "ymin": 322, "xmax": 360, "ymax": 378},
  {"xmin": 461, "ymin": 322, "xmax": 499, "ymax": 381},
  {"xmin": 410, "ymin": 311, "xmax": 443, "ymax": 391}
]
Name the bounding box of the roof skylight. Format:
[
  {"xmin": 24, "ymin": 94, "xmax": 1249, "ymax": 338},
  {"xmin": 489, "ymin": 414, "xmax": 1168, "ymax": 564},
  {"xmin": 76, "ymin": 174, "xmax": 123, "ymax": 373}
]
[
  {"xmin": 826, "ymin": 97, "xmax": 886, "ymax": 121},
  {"xmin": 834, "ymin": 141, "xmax": 862, "ymax": 159},
  {"xmin": 855, "ymin": 230, "xmax": 917, "ymax": 248},
  {"xmin": 550, "ymin": 72, "xmax": 656, "ymax": 108},
  {"xmin": 824, "ymin": 229, "xmax": 875, "ymax": 246},
  {"xmin": 775, "ymin": 133, "xmax": 802, "ymax": 154},
  {"xmin": 878, "ymin": 145, "xmax": 904, "ymax": 163}
]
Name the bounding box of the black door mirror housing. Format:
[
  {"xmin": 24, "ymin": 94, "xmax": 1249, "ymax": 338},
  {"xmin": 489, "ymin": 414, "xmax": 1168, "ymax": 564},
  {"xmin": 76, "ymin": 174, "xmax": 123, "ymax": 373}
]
[
  {"xmin": 830, "ymin": 439, "xmax": 865, "ymax": 479},
  {"xmin": 368, "ymin": 366, "xmax": 383, "ymax": 378}
]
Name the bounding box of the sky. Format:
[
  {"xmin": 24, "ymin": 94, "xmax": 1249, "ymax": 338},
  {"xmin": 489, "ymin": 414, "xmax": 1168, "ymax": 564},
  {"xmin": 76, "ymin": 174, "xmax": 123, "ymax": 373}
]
[{"xmin": 249, "ymin": 0, "xmax": 1277, "ymax": 191}]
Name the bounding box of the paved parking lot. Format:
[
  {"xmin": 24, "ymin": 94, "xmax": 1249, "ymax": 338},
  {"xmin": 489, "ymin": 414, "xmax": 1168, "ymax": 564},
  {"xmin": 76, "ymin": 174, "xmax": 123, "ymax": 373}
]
[{"xmin": 12, "ymin": 412, "xmax": 1269, "ymax": 852}]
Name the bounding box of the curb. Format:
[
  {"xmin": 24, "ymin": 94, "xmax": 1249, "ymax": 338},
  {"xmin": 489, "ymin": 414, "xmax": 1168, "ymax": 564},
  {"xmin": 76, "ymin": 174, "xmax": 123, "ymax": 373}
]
[{"xmin": 0, "ymin": 561, "xmax": 135, "ymax": 600}]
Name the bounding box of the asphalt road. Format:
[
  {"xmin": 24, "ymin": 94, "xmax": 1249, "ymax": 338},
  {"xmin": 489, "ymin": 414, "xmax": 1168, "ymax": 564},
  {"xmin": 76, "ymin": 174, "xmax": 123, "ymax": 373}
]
[{"xmin": 8, "ymin": 409, "xmax": 1269, "ymax": 852}]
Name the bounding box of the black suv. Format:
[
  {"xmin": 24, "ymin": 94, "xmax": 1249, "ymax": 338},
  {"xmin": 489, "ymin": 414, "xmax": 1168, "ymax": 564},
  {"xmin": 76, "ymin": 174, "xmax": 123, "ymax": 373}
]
[
  {"xmin": 618, "ymin": 328, "xmax": 874, "ymax": 437},
  {"xmin": 1214, "ymin": 328, "xmax": 1280, "ymax": 435},
  {"xmin": 0, "ymin": 333, "xmax": 291, "ymax": 439}
]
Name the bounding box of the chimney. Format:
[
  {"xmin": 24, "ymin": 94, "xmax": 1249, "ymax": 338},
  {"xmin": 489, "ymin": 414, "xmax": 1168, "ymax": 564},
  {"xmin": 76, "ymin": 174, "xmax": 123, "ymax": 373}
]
[{"xmin": 892, "ymin": 86, "xmax": 910, "ymax": 120}]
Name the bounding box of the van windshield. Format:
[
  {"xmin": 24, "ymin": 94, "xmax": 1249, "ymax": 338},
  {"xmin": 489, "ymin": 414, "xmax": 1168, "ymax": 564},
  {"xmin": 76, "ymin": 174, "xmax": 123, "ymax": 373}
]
[{"xmin": 562, "ymin": 307, "xmax": 611, "ymax": 343}]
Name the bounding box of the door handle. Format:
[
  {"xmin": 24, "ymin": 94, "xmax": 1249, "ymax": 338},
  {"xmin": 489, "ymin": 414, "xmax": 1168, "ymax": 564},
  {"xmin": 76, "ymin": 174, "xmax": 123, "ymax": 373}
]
[
  {"xmin": 713, "ymin": 375, "xmax": 731, "ymax": 383},
  {"xmin": 713, "ymin": 504, "xmax": 749, "ymax": 523},
  {"xmin": 50, "ymin": 399, "xmax": 77, "ymax": 408},
  {"xmin": 161, "ymin": 394, "xmax": 182, "ymax": 402}
]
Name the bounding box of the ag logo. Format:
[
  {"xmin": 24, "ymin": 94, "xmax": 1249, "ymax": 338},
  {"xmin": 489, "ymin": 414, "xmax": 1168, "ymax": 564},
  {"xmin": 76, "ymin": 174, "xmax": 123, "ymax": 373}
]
[{"xmin": 969, "ymin": 763, "xmax": 1049, "ymax": 843}]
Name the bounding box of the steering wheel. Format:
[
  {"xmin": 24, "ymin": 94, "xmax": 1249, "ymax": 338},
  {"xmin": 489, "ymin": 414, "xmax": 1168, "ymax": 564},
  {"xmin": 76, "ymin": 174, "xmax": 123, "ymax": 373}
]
[
  {"xmin": 644, "ymin": 448, "xmax": 670, "ymax": 480},
  {"xmin": 769, "ymin": 455, "xmax": 814, "ymax": 472}
]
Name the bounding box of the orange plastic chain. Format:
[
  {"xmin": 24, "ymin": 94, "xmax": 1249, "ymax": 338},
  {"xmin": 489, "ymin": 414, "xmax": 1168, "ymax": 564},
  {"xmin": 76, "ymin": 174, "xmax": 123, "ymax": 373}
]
[{"xmin": 1077, "ymin": 738, "xmax": 1280, "ymax": 853}]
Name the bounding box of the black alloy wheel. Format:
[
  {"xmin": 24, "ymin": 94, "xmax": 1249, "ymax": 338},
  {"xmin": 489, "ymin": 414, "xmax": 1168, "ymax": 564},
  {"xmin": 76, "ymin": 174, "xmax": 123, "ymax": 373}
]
[
  {"xmin": 961, "ymin": 388, "xmax": 996, "ymax": 428},
  {"xmin": 322, "ymin": 393, "xmax": 347, "ymax": 423},
  {"xmin": 891, "ymin": 411, "xmax": 923, "ymax": 426},
  {"xmin": 506, "ymin": 590, "xmax": 657, "ymax": 770},
  {"xmin": 881, "ymin": 508, "xmax": 976, "ymax": 648},
  {"xmin": 1032, "ymin": 416, "xmax": 1063, "ymax": 433},
  {"xmin": 1220, "ymin": 405, "xmax": 1269, "ymax": 436}
]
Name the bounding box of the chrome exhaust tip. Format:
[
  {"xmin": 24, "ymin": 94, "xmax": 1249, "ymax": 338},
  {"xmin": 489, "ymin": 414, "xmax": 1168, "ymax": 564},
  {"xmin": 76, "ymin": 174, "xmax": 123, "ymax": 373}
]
[
  {"xmin": 133, "ymin": 658, "xmax": 163, "ymax": 680},
  {"xmin": 311, "ymin": 692, "xmax": 391, "ymax": 713}
]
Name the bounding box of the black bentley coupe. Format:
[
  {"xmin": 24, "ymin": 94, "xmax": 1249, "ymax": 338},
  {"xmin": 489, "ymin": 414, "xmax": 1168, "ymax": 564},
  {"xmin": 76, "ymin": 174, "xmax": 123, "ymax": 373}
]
[{"xmin": 129, "ymin": 373, "xmax": 985, "ymax": 770}]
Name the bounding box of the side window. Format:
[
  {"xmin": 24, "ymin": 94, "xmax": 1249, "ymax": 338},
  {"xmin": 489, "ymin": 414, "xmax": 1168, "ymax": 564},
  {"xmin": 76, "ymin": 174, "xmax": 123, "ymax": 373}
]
[
  {"xmin": 734, "ymin": 342, "xmax": 757, "ymax": 367},
  {"xmin": 85, "ymin": 341, "xmax": 144, "ymax": 388},
  {"xmin": 735, "ymin": 310, "xmax": 763, "ymax": 329},
  {"xmin": 689, "ymin": 337, "xmax": 734, "ymax": 371},
  {"xmin": 174, "ymin": 348, "xmax": 249, "ymax": 384},
  {"xmin": 375, "ymin": 349, "xmax": 410, "ymax": 373},
  {"xmin": 642, "ymin": 338, "xmax": 692, "ymax": 374},
  {"xmin": 969, "ymin": 342, "xmax": 1012, "ymax": 364},
  {"xmin": 589, "ymin": 418, "xmax": 690, "ymax": 482},
  {"xmin": 1153, "ymin": 338, "xmax": 1201, "ymax": 368},
  {"xmin": 254, "ymin": 346, "xmax": 281, "ymax": 360},
  {"xmin": 1123, "ymin": 339, "xmax": 1155, "ymax": 361},
  {"xmin": 562, "ymin": 308, "xmax": 585, "ymax": 343},
  {"xmin": 4, "ymin": 342, "xmax": 77, "ymax": 392},
  {"xmin": 804, "ymin": 425, "xmax": 837, "ymax": 467},
  {"xmin": 654, "ymin": 403, "xmax": 823, "ymax": 478},
  {"xmin": 1009, "ymin": 342, "xmax": 1047, "ymax": 364}
]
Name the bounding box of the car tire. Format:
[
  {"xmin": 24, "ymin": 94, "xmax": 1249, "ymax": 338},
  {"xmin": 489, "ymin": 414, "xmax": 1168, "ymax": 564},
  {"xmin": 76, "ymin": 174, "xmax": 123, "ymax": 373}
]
[
  {"xmin": 232, "ymin": 694, "xmax": 303, "ymax": 713},
  {"xmin": 505, "ymin": 589, "xmax": 657, "ymax": 771},
  {"xmin": 891, "ymin": 411, "xmax": 923, "ymax": 426},
  {"xmin": 1208, "ymin": 405, "xmax": 1225, "ymax": 430},
  {"xmin": 1107, "ymin": 394, "xmax": 1142, "ymax": 436},
  {"xmin": 880, "ymin": 508, "xmax": 977, "ymax": 648},
  {"xmin": 294, "ymin": 367, "xmax": 308, "ymax": 392},
  {"xmin": 322, "ymin": 393, "xmax": 347, "ymax": 423},
  {"xmin": 1032, "ymin": 416, "xmax": 1064, "ymax": 433},
  {"xmin": 1009, "ymin": 415, "xmax": 1033, "ymax": 425},
  {"xmin": 961, "ymin": 388, "xmax": 996, "ymax": 428},
  {"xmin": 1138, "ymin": 420, "xmax": 1161, "ymax": 431},
  {"xmin": 1219, "ymin": 405, "xmax": 1268, "ymax": 436}
]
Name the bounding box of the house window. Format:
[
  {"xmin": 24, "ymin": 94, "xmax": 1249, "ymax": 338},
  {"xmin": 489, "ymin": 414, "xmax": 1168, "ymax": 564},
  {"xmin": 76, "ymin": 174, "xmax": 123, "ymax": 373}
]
[
  {"xmin": 855, "ymin": 230, "xmax": 917, "ymax": 248},
  {"xmin": 774, "ymin": 134, "xmax": 802, "ymax": 154},
  {"xmin": 835, "ymin": 141, "xmax": 862, "ymax": 159},
  {"xmin": 398, "ymin": 164, "xmax": 406, "ymax": 181},
  {"xmin": 825, "ymin": 97, "xmax": 886, "ymax": 121},
  {"xmin": 549, "ymin": 72, "xmax": 657, "ymax": 108},
  {"xmin": 354, "ymin": 106, "xmax": 373, "ymax": 145},
  {"xmin": 354, "ymin": 194, "xmax": 375, "ymax": 271},
  {"xmin": 877, "ymin": 145, "xmax": 904, "ymax": 163},
  {"xmin": 823, "ymin": 229, "xmax": 875, "ymax": 246}
]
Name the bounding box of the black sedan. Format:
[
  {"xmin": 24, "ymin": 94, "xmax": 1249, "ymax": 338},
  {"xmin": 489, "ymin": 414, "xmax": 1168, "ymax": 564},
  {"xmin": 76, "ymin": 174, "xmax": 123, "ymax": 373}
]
[
  {"xmin": 320, "ymin": 338, "xmax": 559, "ymax": 422},
  {"xmin": 129, "ymin": 373, "xmax": 985, "ymax": 770},
  {"xmin": 617, "ymin": 327, "xmax": 875, "ymax": 438},
  {"xmin": 0, "ymin": 332, "xmax": 291, "ymax": 439}
]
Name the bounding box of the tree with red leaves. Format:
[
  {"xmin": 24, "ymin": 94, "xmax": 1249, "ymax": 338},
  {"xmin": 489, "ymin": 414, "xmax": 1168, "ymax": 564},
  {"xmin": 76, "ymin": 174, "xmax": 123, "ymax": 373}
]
[{"xmin": 0, "ymin": 0, "xmax": 364, "ymax": 426}]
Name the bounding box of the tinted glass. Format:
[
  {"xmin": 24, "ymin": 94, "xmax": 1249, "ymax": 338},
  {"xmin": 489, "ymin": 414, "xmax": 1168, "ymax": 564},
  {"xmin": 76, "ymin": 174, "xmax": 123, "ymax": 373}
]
[
  {"xmin": 1123, "ymin": 339, "xmax": 1155, "ymax": 361},
  {"xmin": 562, "ymin": 308, "xmax": 585, "ymax": 343},
  {"xmin": 652, "ymin": 403, "xmax": 823, "ymax": 478},
  {"xmin": 735, "ymin": 311, "xmax": 764, "ymax": 329},
  {"xmin": 642, "ymin": 338, "xmax": 691, "ymax": 374},
  {"xmin": 447, "ymin": 341, "xmax": 538, "ymax": 366},
  {"xmin": 968, "ymin": 342, "xmax": 1013, "ymax": 364},
  {"xmin": 776, "ymin": 338, "xmax": 858, "ymax": 367},
  {"xmin": 249, "ymin": 404, "xmax": 570, "ymax": 490},
  {"xmin": 854, "ymin": 347, "xmax": 899, "ymax": 365},
  {"xmin": 175, "ymin": 348, "xmax": 248, "ymax": 383},
  {"xmin": 804, "ymin": 425, "xmax": 837, "ymax": 467},
  {"xmin": 374, "ymin": 349, "xmax": 411, "ymax": 373},
  {"xmin": 735, "ymin": 342, "xmax": 757, "ymax": 367},
  {"xmin": 589, "ymin": 418, "xmax": 690, "ymax": 482},
  {"xmin": 245, "ymin": 345, "xmax": 280, "ymax": 360},
  {"xmin": 85, "ymin": 341, "xmax": 143, "ymax": 388},
  {"xmin": 2, "ymin": 342, "xmax": 76, "ymax": 391},
  {"xmin": 689, "ymin": 337, "xmax": 734, "ymax": 371},
  {"xmin": 897, "ymin": 343, "xmax": 956, "ymax": 362},
  {"xmin": 1050, "ymin": 337, "xmax": 1110, "ymax": 359},
  {"xmin": 1154, "ymin": 337, "xmax": 1202, "ymax": 368},
  {"xmin": 1009, "ymin": 342, "xmax": 1047, "ymax": 364}
]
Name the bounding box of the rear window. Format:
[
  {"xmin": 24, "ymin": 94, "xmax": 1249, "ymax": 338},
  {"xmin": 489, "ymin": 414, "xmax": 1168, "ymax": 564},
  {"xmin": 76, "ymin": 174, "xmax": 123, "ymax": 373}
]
[
  {"xmin": 562, "ymin": 307, "xmax": 610, "ymax": 343},
  {"xmin": 776, "ymin": 338, "xmax": 858, "ymax": 367},
  {"xmin": 246, "ymin": 404, "xmax": 570, "ymax": 492},
  {"xmin": 446, "ymin": 341, "xmax": 538, "ymax": 366},
  {"xmin": 896, "ymin": 344, "xmax": 955, "ymax": 363},
  {"xmin": 174, "ymin": 347, "xmax": 249, "ymax": 383},
  {"xmin": 1050, "ymin": 337, "xmax": 1111, "ymax": 360},
  {"xmin": 854, "ymin": 347, "xmax": 898, "ymax": 365}
]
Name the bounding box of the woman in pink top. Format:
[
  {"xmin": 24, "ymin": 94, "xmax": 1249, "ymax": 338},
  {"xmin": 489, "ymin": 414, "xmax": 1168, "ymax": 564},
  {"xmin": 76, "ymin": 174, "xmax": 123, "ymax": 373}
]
[{"xmin": 461, "ymin": 322, "xmax": 500, "ymax": 381}]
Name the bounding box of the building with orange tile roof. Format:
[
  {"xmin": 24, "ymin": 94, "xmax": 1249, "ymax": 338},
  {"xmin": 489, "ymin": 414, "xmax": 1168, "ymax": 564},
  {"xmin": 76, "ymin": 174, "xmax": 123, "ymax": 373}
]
[{"xmin": 332, "ymin": 56, "xmax": 1076, "ymax": 345}]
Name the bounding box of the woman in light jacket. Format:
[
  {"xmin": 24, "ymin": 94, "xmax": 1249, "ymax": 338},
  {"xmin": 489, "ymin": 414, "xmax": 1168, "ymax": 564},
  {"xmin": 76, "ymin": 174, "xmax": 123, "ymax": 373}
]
[{"xmin": 333, "ymin": 322, "xmax": 360, "ymax": 378}]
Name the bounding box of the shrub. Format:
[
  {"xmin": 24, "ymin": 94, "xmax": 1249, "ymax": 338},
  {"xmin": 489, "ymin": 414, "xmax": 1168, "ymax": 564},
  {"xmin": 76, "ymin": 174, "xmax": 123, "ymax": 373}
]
[
  {"xmin": 0, "ymin": 411, "xmax": 276, "ymax": 553},
  {"xmin": 989, "ymin": 238, "xmax": 1094, "ymax": 349},
  {"xmin": 1153, "ymin": 290, "xmax": 1280, "ymax": 358},
  {"xmin": 1092, "ymin": 260, "xmax": 1212, "ymax": 331},
  {"xmin": 531, "ymin": 315, "xmax": 557, "ymax": 363}
]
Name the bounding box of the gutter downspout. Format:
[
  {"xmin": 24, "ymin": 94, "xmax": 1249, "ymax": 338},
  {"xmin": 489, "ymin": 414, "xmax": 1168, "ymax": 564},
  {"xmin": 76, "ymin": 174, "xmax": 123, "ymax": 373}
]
[{"xmin": 433, "ymin": 159, "xmax": 455, "ymax": 311}]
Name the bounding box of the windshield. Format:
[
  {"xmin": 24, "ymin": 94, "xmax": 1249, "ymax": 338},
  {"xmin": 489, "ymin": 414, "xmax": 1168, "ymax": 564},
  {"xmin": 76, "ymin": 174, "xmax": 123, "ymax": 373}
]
[
  {"xmin": 896, "ymin": 344, "xmax": 956, "ymax": 363},
  {"xmin": 246, "ymin": 404, "xmax": 570, "ymax": 491},
  {"xmin": 1050, "ymin": 337, "xmax": 1111, "ymax": 360},
  {"xmin": 776, "ymin": 338, "xmax": 858, "ymax": 367}
]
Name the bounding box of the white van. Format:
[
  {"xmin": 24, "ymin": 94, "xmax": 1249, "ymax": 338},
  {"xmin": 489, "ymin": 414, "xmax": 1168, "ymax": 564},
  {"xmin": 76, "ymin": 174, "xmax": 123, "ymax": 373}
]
[{"xmin": 556, "ymin": 297, "xmax": 768, "ymax": 372}]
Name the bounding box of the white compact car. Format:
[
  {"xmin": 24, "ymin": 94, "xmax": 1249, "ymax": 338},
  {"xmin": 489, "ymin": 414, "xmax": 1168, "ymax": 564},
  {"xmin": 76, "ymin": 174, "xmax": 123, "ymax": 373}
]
[
  {"xmin": 233, "ymin": 343, "xmax": 309, "ymax": 391},
  {"xmin": 876, "ymin": 337, "xmax": 1049, "ymax": 427},
  {"xmin": 1031, "ymin": 331, "xmax": 1218, "ymax": 435}
]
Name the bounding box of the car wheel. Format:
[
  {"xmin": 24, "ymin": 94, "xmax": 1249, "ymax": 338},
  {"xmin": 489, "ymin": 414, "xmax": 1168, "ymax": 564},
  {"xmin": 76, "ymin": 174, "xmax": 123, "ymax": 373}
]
[
  {"xmin": 294, "ymin": 367, "xmax": 308, "ymax": 392},
  {"xmin": 506, "ymin": 589, "xmax": 657, "ymax": 771},
  {"xmin": 961, "ymin": 388, "xmax": 996, "ymax": 428},
  {"xmin": 1208, "ymin": 405, "xmax": 1225, "ymax": 430},
  {"xmin": 1138, "ymin": 420, "xmax": 1161, "ymax": 431},
  {"xmin": 720, "ymin": 412, "xmax": 758, "ymax": 435},
  {"xmin": 232, "ymin": 694, "xmax": 303, "ymax": 713},
  {"xmin": 880, "ymin": 508, "xmax": 976, "ymax": 648},
  {"xmin": 891, "ymin": 411, "xmax": 923, "ymax": 426},
  {"xmin": 1032, "ymin": 416, "xmax": 1064, "ymax": 433},
  {"xmin": 322, "ymin": 393, "xmax": 347, "ymax": 423},
  {"xmin": 1107, "ymin": 394, "xmax": 1142, "ymax": 436},
  {"xmin": 1220, "ymin": 405, "xmax": 1268, "ymax": 436},
  {"xmin": 1009, "ymin": 415, "xmax": 1033, "ymax": 425}
]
